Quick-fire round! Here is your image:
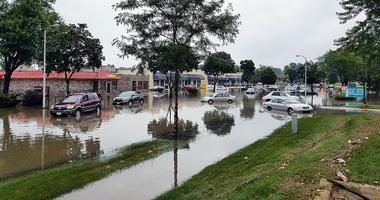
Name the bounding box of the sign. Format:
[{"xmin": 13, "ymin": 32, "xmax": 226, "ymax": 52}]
[{"xmin": 346, "ymin": 82, "xmax": 367, "ymax": 98}]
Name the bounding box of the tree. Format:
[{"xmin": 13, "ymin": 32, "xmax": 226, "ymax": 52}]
[
  {"xmin": 321, "ymin": 49, "xmax": 365, "ymax": 84},
  {"xmin": 203, "ymin": 51, "xmax": 235, "ymax": 92},
  {"xmin": 284, "ymin": 63, "xmax": 303, "ymax": 84},
  {"xmin": 240, "ymin": 59, "xmax": 255, "ymax": 84},
  {"xmin": 113, "ymin": 0, "xmax": 240, "ymax": 135},
  {"xmin": 0, "ymin": 0, "xmax": 57, "ymax": 94},
  {"xmin": 46, "ymin": 24, "xmax": 104, "ymax": 95},
  {"xmin": 336, "ymin": 0, "xmax": 380, "ymax": 94},
  {"xmin": 254, "ymin": 66, "xmax": 277, "ymax": 85}
]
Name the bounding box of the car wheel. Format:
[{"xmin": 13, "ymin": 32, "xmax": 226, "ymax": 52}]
[
  {"xmin": 75, "ymin": 109, "xmax": 81, "ymax": 120},
  {"xmin": 140, "ymin": 99, "xmax": 144, "ymax": 105},
  {"xmin": 227, "ymin": 99, "xmax": 233, "ymax": 104},
  {"xmin": 208, "ymin": 99, "xmax": 214, "ymax": 105},
  {"xmin": 287, "ymin": 108, "xmax": 294, "ymax": 115},
  {"xmin": 128, "ymin": 101, "xmax": 133, "ymax": 108},
  {"xmin": 267, "ymin": 106, "xmax": 272, "ymax": 111}
]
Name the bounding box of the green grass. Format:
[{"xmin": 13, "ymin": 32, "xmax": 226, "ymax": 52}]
[
  {"xmin": 0, "ymin": 139, "xmax": 172, "ymax": 200},
  {"xmin": 156, "ymin": 114, "xmax": 380, "ymax": 200},
  {"xmin": 348, "ymin": 132, "xmax": 380, "ymax": 184}
]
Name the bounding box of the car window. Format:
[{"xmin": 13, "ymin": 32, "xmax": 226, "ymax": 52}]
[
  {"xmin": 280, "ymin": 92, "xmax": 287, "ymax": 96},
  {"xmin": 88, "ymin": 94, "xmax": 95, "ymax": 100},
  {"xmin": 215, "ymin": 94, "xmax": 222, "ymax": 98},
  {"xmin": 272, "ymin": 92, "xmax": 280, "ymax": 96},
  {"xmin": 278, "ymin": 99, "xmax": 284, "ymax": 104},
  {"xmin": 62, "ymin": 95, "xmax": 81, "ymax": 103},
  {"xmin": 120, "ymin": 92, "xmax": 134, "ymax": 97},
  {"xmin": 82, "ymin": 95, "xmax": 89, "ymax": 102}
]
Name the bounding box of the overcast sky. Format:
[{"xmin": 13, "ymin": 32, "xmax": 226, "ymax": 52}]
[{"xmin": 54, "ymin": 0, "xmax": 353, "ymax": 69}]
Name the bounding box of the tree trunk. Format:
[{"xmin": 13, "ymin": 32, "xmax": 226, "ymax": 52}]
[
  {"xmin": 311, "ymin": 84, "xmax": 314, "ymax": 106},
  {"xmin": 213, "ymin": 75, "xmax": 219, "ymax": 93},
  {"xmin": 65, "ymin": 80, "xmax": 70, "ymax": 96},
  {"xmin": 2, "ymin": 72, "xmax": 12, "ymax": 94},
  {"xmin": 174, "ymin": 70, "xmax": 180, "ymax": 138}
]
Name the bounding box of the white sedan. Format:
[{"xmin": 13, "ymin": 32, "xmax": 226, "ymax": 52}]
[
  {"xmin": 262, "ymin": 91, "xmax": 301, "ymax": 102},
  {"xmin": 263, "ymin": 98, "xmax": 313, "ymax": 114},
  {"xmin": 201, "ymin": 92, "xmax": 236, "ymax": 104}
]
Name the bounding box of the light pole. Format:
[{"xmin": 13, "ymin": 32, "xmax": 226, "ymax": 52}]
[
  {"xmin": 43, "ymin": 29, "xmax": 47, "ymax": 109},
  {"xmin": 296, "ymin": 55, "xmax": 308, "ymax": 102}
]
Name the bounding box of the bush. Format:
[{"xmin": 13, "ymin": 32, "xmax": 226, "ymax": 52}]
[
  {"xmin": 22, "ymin": 90, "xmax": 43, "ymax": 106},
  {"xmin": 0, "ymin": 93, "xmax": 20, "ymax": 107},
  {"xmin": 331, "ymin": 93, "xmax": 356, "ymax": 100}
]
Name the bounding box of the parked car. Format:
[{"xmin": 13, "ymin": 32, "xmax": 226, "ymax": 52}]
[
  {"xmin": 112, "ymin": 91, "xmax": 144, "ymax": 107},
  {"xmin": 263, "ymin": 98, "xmax": 313, "ymax": 114},
  {"xmin": 201, "ymin": 92, "xmax": 236, "ymax": 104},
  {"xmin": 262, "ymin": 91, "xmax": 301, "ymax": 102},
  {"xmin": 245, "ymin": 88, "xmax": 255, "ymax": 95},
  {"xmin": 50, "ymin": 93, "xmax": 102, "ymax": 118}
]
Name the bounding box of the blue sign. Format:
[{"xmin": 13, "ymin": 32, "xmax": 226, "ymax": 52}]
[{"xmin": 346, "ymin": 82, "xmax": 367, "ymax": 98}]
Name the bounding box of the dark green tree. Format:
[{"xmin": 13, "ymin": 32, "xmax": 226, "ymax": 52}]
[
  {"xmin": 321, "ymin": 49, "xmax": 365, "ymax": 84},
  {"xmin": 46, "ymin": 24, "xmax": 104, "ymax": 95},
  {"xmin": 113, "ymin": 0, "xmax": 240, "ymax": 133},
  {"xmin": 336, "ymin": 0, "xmax": 380, "ymax": 94},
  {"xmin": 203, "ymin": 51, "xmax": 235, "ymax": 92},
  {"xmin": 284, "ymin": 63, "xmax": 304, "ymax": 83},
  {"xmin": 240, "ymin": 59, "xmax": 255, "ymax": 84},
  {"xmin": 254, "ymin": 66, "xmax": 277, "ymax": 85},
  {"xmin": 0, "ymin": 0, "xmax": 57, "ymax": 94}
]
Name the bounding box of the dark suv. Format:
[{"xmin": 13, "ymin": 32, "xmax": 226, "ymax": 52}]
[
  {"xmin": 112, "ymin": 91, "xmax": 144, "ymax": 107},
  {"xmin": 50, "ymin": 93, "xmax": 102, "ymax": 118}
]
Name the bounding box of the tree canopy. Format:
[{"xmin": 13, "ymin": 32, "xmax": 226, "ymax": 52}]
[
  {"xmin": 46, "ymin": 23, "xmax": 104, "ymax": 95},
  {"xmin": 0, "ymin": 0, "xmax": 58, "ymax": 93},
  {"xmin": 203, "ymin": 51, "xmax": 235, "ymax": 91},
  {"xmin": 254, "ymin": 66, "xmax": 277, "ymax": 85},
  {"xmin": 320, "ymin": 49, "xmax": 365, "ymax": 84},
  {"xmin": 240, "ymin": 59, "xmax": 255, "ymax": 83},
  {"xmin": 113, "ymin": 0, "xmax": 240, "ymax": 74}
]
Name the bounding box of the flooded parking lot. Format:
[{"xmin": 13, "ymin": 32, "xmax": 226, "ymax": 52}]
[{"xmin": 0, "ymin": 89, "xmax": 353, "ymax": 199}]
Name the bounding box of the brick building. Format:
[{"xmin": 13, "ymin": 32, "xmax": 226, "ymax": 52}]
[{"xmin": 0, "ymin": 70, "xmax": 120, "ymax": 101}]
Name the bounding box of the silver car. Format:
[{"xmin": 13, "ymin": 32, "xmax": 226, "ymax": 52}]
[
  {"xmin": 263, "ymin": 98, "xmax": 313, "ymax": 114},
  {"xmin": 201, "ymin": 92, "xmax": 236, "ymax": 104},
  {"xmin": 112, "ymin": 91, "xmax": 144, "ymax": 107}
]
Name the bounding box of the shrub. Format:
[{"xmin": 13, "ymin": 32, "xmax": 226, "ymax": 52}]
[
  {"xmin": 0, "ymin": 93, "xmax": 20, "ymax": 107},
  {"xmin": 22, "ymin": 90, "xmax": 43, "ymax": 106}
]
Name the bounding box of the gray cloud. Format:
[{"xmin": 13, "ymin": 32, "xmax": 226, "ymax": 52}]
[{"xmin": 54, "ymin": 0, "xmax": 353, "ymax": 68}]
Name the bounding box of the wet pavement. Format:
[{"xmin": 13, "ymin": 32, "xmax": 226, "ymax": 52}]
[{"xmin": 0, "ymin": 89, "xmax": 376, "ymax": 199}]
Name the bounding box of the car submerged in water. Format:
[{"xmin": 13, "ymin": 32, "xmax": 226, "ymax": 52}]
[
  {"xmin": 112, "ymin": 91, "xmax": 144, "ymax": 107},
  {"xmin": 201, "ymin": 92, "xmax": 236, "ymax": 104},
  {"xmin": 50, "ymin": 93, "xmax": 102, "ymax": 118},
  {"xmin": 263, "ymin": 98, "xmax": 313, "ymax": 114}
]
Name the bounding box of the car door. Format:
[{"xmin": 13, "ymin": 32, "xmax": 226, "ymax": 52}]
[
  {"xmin": 271, "ymin": 99, "xmax": 280, "ymax": 109},
  {"xmin": 81, "ymin": 95, "xmax": 90, "ymax": 112},
  {"xmin": 277, "ymin": 99, "xmax": 287, "ymax": 111},
  {"xmin": 214, "ymin": 93, "xmax": 223, "ymax": 102}
]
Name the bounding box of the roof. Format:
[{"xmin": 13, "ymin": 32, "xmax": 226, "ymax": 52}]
[
  {"xmin": 0, "ymin": 70, "xmax": 120, "ymax": 81},
  {"xmin": 153, "ymin": 73, "xmax": 204, "ymax": 81}
]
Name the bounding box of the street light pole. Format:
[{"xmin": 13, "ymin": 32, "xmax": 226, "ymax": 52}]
[
  {"xmin": 43, "ymin": 29, "xmax": 47, "ymax": 109},
  {"xmin": 296, "ymin": 55, "xmax": 308, "ymax": 102}
]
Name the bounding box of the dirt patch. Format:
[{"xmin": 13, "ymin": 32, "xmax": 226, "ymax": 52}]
[{"xmin": 281, "ymin": 174, "xmax": 315, "ymax": 199}]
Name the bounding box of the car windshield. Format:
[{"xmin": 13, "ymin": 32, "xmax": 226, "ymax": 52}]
[
  {"xmin": 119, "ymin": 92, "xmax": 134, "ymax": 97},
  {"xmin": 62, "ymin": 95, "xmax": 81, "ymax": 103}
]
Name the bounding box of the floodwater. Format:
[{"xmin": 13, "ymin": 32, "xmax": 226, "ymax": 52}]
[{"xmin": 1, "ymin": 89, "xmax": 350, "ymax": 199}]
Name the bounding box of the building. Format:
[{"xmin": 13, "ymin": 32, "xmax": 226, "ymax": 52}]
[
  {"xmin": 0, "ymin": 70, "xmax": 120, "ymax": 100},
  {"xmin": 208, "ymin": 73, "xmax": 243, "ymax": 87},
  {"xmin": 116, "ymin": 68, "xmax": 152, "ymax": 92}
]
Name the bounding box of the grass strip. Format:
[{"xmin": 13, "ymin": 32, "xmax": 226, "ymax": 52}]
[
  {"xmin": 156, "ymin": 114, "xmax": 380, "ymax": 200},
  {"xmin": 0, "ymin": 139, "xmax": 172, "ymax": 200}
]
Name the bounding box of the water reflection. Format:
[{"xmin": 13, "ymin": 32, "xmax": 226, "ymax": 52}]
[
  {"xmin": 203, "ymin": 110, "xmax": 235, "ymax": 136},
  {"xmin": 240, "ymin": 97, "xmax": 256, "ymax": 119},
  {"xmin": 147, "ymin": 118, "xmax": 199, "ymax": 141},
  {"xmin": 0, "ymin": 109, "xmax": 103, "ymax": 179}
]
